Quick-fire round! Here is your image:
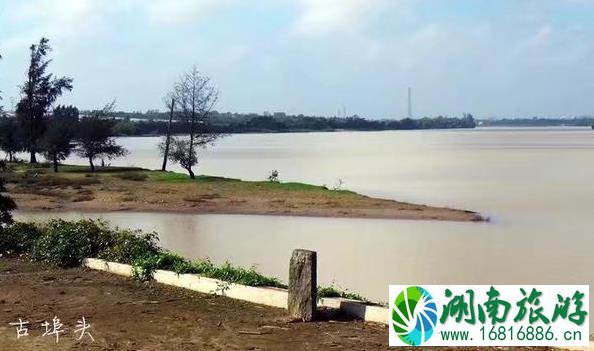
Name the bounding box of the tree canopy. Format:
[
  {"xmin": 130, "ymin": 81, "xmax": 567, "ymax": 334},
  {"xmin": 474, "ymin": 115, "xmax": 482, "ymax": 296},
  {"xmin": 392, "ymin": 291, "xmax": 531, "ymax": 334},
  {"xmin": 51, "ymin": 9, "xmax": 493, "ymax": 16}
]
[
  {"xmin": 75, "ymin": 102, "xmax": 127, "ymax": 172},
  {"xmin": 16, "ymin": 37, "xmax": 73, "ymax": 163},
  {"xmin": 163, "ymin": 66, "xmax": 220, "ymax": 178}
]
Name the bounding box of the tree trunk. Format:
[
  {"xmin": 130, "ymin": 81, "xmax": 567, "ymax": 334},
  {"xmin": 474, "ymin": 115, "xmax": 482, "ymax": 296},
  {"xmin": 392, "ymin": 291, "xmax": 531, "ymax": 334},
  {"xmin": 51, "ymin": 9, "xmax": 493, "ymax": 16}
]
[
  {"xmin": 53, "ymin": 154, "xmax": 58, "ymax": 172},
  {"xmin": 89, "ymin": 157, "xmax": 95, "ymax": 172},
  {"xmin": 8, "ymin": 153, "xmax": 13, "ymax": 163},
  {"xmin": 30, "ymin": 151, "xmax": 37, "ymax": 163},
  {"xmin": 161, "ymin": 97, "xmax": 175, "ymax": 171},
  {"xmin": 187, "ymin": 99, "xmax": 196, "ymax": 180}
]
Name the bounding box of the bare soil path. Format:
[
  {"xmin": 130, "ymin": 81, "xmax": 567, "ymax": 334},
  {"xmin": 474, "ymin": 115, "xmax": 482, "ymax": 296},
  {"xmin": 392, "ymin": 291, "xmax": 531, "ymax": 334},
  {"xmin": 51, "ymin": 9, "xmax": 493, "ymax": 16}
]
[{"xmin": 0, "ymin": 259, "xmax": 558, "ymax": 351}]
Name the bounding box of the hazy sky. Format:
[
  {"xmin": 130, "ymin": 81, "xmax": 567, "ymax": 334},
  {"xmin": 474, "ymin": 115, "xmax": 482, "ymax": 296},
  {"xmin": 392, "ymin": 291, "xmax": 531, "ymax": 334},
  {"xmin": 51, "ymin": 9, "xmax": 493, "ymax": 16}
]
[{"xmin": 1, "ymin": 0, "xmax": 593, "ymax": 118}]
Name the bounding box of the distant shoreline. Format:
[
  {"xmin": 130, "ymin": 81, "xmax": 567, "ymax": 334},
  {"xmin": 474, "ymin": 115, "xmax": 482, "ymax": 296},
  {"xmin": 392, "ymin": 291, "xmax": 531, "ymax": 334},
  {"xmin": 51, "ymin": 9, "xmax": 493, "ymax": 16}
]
[
  {"xmin": 106, "ymin": 125, "xmax": 593, "ymax": 139},
  {"xmin": 4, "ymin": 163, "xmax": 485, "ymax": 223}
]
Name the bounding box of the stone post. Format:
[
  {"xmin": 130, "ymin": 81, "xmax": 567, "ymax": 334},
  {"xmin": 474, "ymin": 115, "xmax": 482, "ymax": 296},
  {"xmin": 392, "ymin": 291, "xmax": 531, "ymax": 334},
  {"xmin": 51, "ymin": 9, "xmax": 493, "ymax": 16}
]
[{"xmin": 288, "ymin": 249, "xmax": 317, "ymax": 321}]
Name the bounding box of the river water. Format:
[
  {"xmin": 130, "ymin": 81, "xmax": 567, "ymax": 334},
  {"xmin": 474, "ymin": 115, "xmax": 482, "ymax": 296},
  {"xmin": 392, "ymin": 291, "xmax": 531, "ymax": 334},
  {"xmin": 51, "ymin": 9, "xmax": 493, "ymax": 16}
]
[{"xmin": 14, "ymin": 127, "xmax": 594, "ymax": 310}]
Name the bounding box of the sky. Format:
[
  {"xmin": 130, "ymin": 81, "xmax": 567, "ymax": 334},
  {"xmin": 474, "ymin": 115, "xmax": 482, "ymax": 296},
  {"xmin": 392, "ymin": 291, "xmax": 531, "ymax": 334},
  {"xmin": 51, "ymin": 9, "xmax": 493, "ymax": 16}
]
[{"xmin": 1, "ymin": 0, "xmax": 594, "ymax": 119}]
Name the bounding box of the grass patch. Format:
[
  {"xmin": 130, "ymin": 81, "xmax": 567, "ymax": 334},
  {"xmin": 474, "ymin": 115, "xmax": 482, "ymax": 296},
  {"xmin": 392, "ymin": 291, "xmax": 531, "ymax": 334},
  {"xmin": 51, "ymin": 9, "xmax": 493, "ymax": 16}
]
[
  {"xmin": 318, "ymin": 285, "xmax": 367, "ymax": 302},
  {"xmin": 63, "ymin": 166, "xmax": 146, "ymax": 174},
  {"xmin": 131, "ymin": 252, "xmax": 286, "ymax": 288},
  {"xmin": 153, "ymin": 171, "xmax": 239, "ymax": 183},
  {"xmin": 115, "ymin": 172, "xmax": 148, "ymax": 181}
]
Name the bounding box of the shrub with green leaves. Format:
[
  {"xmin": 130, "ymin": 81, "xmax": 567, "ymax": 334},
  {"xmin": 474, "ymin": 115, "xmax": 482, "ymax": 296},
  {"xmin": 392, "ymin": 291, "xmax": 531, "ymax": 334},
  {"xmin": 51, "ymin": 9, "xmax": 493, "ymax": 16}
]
[
  {"xmin": 0, "ymin": 218, "xmax": 290, "ymax": 290},
  {"xmin": 127, "ymin": 251, "xmax": 286, "ymax": 288},
  {"xmin": 318, "ymin": 285, "xmax": 366, "ymax": 302},
  {"xmin": 98, "ymin": 228, "xmax": 160, "ymax": 264},
  {"xmin": 115, "ymin": 172, "xmax": 148, "ymax": 181},
  {"xmin": 0, "ymin": 222, "xmax": 42, "ymax": 255},
  {"xmin": 32, "ymin": 219, "xmax": 114, "ymax": 267}
]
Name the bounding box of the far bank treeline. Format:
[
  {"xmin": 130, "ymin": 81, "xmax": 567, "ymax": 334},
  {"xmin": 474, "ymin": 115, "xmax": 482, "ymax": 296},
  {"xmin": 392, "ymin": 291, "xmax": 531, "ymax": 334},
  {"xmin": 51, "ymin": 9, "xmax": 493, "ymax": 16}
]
[{"xmin": 98, "ymin": 111, "xmax": 477, "ymax": 136}]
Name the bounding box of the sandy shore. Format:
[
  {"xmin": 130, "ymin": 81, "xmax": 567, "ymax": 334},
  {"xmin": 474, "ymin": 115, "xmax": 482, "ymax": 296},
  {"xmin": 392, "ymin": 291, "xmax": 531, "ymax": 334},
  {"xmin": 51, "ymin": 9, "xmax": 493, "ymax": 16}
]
[{"xmin": 3, "ymin": 164, "xmax": 485, "ymax": 222}]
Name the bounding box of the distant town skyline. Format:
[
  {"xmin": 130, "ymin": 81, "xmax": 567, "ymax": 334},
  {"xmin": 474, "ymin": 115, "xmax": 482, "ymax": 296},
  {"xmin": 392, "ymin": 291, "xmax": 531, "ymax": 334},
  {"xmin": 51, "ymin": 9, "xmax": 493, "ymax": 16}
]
[{"xmin": 1, "ymin": 0, "xmax": 594, "ymax": 119}]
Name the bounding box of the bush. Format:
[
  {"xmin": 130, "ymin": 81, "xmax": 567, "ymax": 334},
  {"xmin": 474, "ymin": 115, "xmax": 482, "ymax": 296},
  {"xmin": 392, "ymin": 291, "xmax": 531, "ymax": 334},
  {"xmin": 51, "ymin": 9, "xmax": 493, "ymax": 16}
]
[
  {"xmin": 131, "ymin": 254, "xmax": 162, "ymax": 281},
  {"xmin": 127, "ymin": 251, "xmax": 286, "ymax": 288},
  {"xmin": 116, "ymin": 172, "xmax": 148, "ymax": 181},
  {"xmin": 99, "ymin": 228, "xmax": 160, "ymax": 264},
  {"xmin": 1, "ymin": 219, "xmax": 288, "ymax": 290},
  {"xmin": 318, "ymin": 285, "xmax": 366, "ymax": 302},
  {"xmin": 0, "ymin": 222, "xmax": 42, "ymax": 255},
  {"xmin": 32, "ymin": 219, "xmax": 114, "ymax": 267}
]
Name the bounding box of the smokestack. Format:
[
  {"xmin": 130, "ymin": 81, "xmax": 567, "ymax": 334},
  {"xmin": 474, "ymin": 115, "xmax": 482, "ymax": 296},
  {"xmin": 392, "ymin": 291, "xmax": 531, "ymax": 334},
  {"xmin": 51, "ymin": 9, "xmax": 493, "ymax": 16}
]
[{"xmin": 407, "ymin": 87, "xmax": 412, "ymax": 119}]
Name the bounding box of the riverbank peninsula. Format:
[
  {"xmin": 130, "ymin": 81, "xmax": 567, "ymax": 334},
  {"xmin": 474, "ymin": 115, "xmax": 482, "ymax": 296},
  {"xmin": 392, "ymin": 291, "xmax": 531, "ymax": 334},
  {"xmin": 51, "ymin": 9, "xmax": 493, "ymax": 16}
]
[{"xmin": 2, "ymin": 163, "xmax": 484, "ymax": 222}]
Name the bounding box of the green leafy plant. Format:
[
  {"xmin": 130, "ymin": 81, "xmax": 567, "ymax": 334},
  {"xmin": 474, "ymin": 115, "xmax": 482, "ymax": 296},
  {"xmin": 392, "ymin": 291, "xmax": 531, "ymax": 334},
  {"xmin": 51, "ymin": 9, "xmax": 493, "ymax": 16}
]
[
  {"xmin": 32, "ymin": 219, "xmax": 114, "ymax": 267},
  {"xmin": 98, "ymin": 228, "xmax": 160, "ymax": 264},
  {"xmin": 115, "ymin": 172, "xmax": 148, "ymax": 181},
  {"xmin": 318, "ymin": 285, "xmax": 367, "ymax": 302},
  {"xmin": 0, "ymin": 219, "xmax": 297, "ymax": 291},
  {"xmin": 0, "ymin": 222, "xmax": 42, "ymax": 255}
]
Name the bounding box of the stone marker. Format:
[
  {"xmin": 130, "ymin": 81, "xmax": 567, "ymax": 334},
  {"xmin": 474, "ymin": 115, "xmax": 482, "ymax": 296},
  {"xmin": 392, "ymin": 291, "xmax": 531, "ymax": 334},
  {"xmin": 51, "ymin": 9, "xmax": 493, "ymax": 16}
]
[{"xmin": 288, "ymin": 249, "xmax": 317, "ymax": 321}]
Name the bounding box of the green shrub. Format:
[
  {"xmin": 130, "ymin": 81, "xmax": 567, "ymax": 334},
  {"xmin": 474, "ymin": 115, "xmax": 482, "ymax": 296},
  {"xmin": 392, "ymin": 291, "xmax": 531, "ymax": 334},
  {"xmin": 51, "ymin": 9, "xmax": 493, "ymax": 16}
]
[
  {"xmin": 1, "ymin": 218, "xmax": 289, "ymax": 290},
  {"xmin": 205, "ymin": 262, "xmax": 285, "ymax": 288},
  {"xmin": 0, "ymin": 222, "xmax": 42, "ymax": 255},
  {"xmin": 317, "ymin": 285, "xmax": 366, "ymax": 302},
  {"xmin": 116, "ymin": 172, "xmax": 148, "ymax": 181},
  {"xmin": 32, "ymin": 219, "xmax": 114, "ymax": 267},
  {"xmin": 131, "ymin": 254, "xmax": 161, "ymax": 281},
  {"xmin": 98, "ymin": 229, "xmax": 160, "ymax": 264},
  {"xmin": 127, "ymin": 251, "xmax": 286, "ymax": 288}
]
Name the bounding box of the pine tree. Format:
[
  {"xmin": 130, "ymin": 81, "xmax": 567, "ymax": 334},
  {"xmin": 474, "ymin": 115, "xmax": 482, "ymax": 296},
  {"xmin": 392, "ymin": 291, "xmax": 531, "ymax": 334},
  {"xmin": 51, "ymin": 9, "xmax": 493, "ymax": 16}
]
[{"xmin": 16, "ymin": 37, "xmax": 73, "ymax": 163}]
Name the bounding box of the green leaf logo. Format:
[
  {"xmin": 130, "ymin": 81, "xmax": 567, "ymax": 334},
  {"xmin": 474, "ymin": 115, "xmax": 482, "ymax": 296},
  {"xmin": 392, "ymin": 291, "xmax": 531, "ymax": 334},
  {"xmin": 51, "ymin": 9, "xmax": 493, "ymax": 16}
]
[{"xmin": 392, "ymin": 286, "xmax": 438, "ymax": 346}]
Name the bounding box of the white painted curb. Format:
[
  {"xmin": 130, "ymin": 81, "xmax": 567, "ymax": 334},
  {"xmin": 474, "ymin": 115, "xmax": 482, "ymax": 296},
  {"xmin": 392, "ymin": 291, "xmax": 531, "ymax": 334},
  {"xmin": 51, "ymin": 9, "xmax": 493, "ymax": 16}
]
[{"xmin": 83, "ymin": 258, "xmax": 388, "ymax": 324}]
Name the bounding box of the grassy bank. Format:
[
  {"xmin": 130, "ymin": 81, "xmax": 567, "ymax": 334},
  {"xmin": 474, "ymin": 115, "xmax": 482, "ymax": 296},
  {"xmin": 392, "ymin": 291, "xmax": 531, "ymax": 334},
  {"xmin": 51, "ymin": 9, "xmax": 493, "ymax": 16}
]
[
  {"xmin": 0, "ymin": 218, "xmax": 365, "ymax": 301},
  {"xmin": 0, "ymin": 219, "xmax": 285, "ymax": 287},
  {"xmin": 1, "ymin": 162, "xmax": 484, "ymax": 222}
]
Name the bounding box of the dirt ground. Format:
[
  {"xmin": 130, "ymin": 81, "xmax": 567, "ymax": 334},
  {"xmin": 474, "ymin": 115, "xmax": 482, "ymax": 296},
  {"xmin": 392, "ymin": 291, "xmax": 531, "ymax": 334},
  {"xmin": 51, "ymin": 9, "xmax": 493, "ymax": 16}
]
[{"xmin": 0, "ymin": 259, "xmax": 562, "ymax": 351}]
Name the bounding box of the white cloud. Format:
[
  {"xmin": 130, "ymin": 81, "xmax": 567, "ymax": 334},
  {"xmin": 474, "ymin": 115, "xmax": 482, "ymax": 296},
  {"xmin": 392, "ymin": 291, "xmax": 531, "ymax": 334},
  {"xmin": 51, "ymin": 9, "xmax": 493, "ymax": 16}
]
[
  {"xmin": 145, "ymin": 0, "xmax": 230, "ymax": 26},
  {"xmin": 2, "ymin": 0, "xmax": 127, "ymax": 52},
  {"xmin": 293, "ymin": 0, "xmax": 389, "ymax": 36}
]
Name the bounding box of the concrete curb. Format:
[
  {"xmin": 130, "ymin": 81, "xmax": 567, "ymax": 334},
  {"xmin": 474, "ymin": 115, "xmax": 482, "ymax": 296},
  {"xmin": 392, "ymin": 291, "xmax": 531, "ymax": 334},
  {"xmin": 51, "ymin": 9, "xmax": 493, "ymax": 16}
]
[{"xmin": 83, "ymin": 258, "xmax": 389, "ymax": 324}]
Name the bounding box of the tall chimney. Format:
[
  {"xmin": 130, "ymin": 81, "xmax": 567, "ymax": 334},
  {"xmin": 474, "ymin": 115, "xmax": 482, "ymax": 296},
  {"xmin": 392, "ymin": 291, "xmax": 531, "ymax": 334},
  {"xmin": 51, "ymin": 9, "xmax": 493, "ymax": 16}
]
[{"xmin": 407, "ymin": 87, "xmax": 412, "ymax": 119}]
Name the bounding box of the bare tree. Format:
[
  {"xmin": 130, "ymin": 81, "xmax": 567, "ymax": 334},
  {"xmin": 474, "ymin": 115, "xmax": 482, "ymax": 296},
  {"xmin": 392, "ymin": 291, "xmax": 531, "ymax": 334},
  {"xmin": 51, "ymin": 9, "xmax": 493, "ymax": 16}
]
[
  {"xmin": 163, "ymin": 66, "xmax": 220, "ymax": 179},
  {"xmin": 160, "ymin": 96, "xmax": 175, "ymax": 171}
]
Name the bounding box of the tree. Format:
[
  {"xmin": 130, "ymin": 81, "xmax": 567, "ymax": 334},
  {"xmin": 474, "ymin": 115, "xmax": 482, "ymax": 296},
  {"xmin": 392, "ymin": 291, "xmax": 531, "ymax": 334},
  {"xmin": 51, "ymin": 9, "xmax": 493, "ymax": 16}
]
[
  {"xmin": 160, "ymin": 137, "xmax": 197, "ymax": 174},
  {"xmin": 16, "ymin": 37, "xmax": 73, "ymax": 164},
  {"xmin": 40, "ymin": 115, "xmax": 76, "ymax": 172},
  {"xmin": 75, "ymin": 102, "xmax": 127, "ymax": 172},
  {"xmin": 160, "ymin": 97, "xmax": 175, "ymax": 171},
  {"xmin": 166, "ymin": 66, "xmax": 220, "ymax": 178},
  {"xmin": 0, "ymin": 118, "xmax": 25, "ymax": 162},
  {"xmin": 0, "ymin": 51, "xmax": 4, "ymax": 117},
  {"xmin": 0, "ymin": 178, "xmax": 16, "ymax": 227},
  {"xmin": 53, "ymin": 105, "xmax": 79, "ymax": 121}
]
